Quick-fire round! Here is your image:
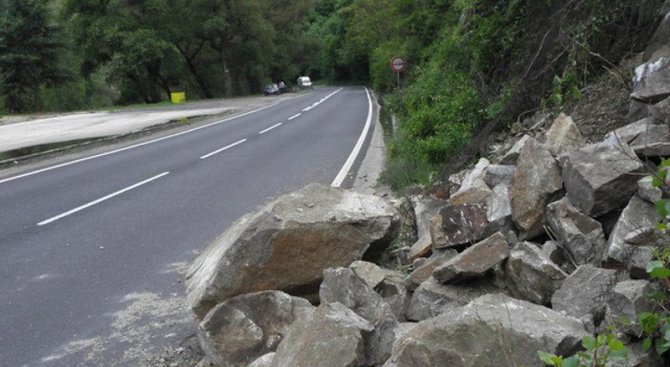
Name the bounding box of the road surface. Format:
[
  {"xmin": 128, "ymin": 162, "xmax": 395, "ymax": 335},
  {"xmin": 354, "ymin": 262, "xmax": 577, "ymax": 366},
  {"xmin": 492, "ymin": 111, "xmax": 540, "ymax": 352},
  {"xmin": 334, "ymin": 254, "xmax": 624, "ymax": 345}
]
[{"xmin": 0, "ymin": 86, "xmax": 377, "ymax": 366}]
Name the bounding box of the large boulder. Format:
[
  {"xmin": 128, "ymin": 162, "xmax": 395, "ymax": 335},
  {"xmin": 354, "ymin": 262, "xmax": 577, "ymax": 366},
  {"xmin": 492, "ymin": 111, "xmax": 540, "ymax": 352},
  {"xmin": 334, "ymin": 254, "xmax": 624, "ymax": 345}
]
[
  {"xmin": 551, "ymin": 265, "xmax": 622, "ymax": 328},
  {"xmin": 405, "ymin": 277, "xmax": 498, "ymax": 321},
  {"xmin": 186, "ymin": 183, "xmax": 399, "ymax": 318},
  {"xmin": 430, "ymin": 179, "xmax": 498, "ymax": 248},
  {"xmin": 544, "ymin": 113, "xmax": 586, "ymax": 156},
  {"xmin": 546, "ymin": 197, "xmax": 607, "ymax": 266},
  {"xmin": 499, "ymin": 134, "xmax": 531, "ymax": 164},
  {"xmin": 320, "ymin": 267, "xmax": 399, "ymax": 365},
  {"xmin": 632, "ymin": 56, "xmax": 670, "ymax": 104},
  {"xmin": 504, "ymin": 241, "xmax": 568, "ymax": 305},
  {"xmin": 605, "ymin": 195, "xmax": 660, "ymax": 277},
  {"xmin": 271, "ymin": 302, "xmax": 374, "ymax": 367},
  {"xmin": 197, "ymin": 291, "xmax": 314, "ymax": 367},
  {"xmin": 604, "ymin": 117, "xmax": 658, "ymax": 145},
  {"xmin": 406, "ymin": 249, "xmax": 457, "ymax": 291},
  {"xmin": 384, "ymin": 294, "xmax": 589, "ymax": 367},
  {"xmin": 629, "ymin": 124, "xmax": 670, "ymax": 157},
  {"xmin": 510, "ymin": 137, "xmax": 563, "ymax": 239},
  {"xmin": 433, "ymin": 232, "xmax": 510, "ymax": 284},
  {"xmin": 562, "ymin": 141, "xmax": 645, "ymax": 217},
  {"xmin": 604, "ymin": 280, "xmax": 654, "ymax": 335}
]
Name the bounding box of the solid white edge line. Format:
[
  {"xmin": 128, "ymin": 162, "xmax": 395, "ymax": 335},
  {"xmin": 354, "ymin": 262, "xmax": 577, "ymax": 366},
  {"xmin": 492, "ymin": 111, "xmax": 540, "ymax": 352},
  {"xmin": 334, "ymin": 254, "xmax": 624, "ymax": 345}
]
[
  {"xmin": 0, "ymin": 103, "xmax": 280, "ymax": 185},
  {"xmin": 37, "ymin": 171, "xmax": 170, "ymax": 226},
  {"xmin": 199, "ymin": 139, "xmax": 247, "ymax": 159},
  {"xmin": 331, "ymin": 87, "xmax": 373, "ymax": 188},
  {"xmin": 288, "ymin": 113, "xmax": 301, "ymax": 120},
  {"xmin": 259, "ymin": 123, "xmax": 282, "ymax": 135}
]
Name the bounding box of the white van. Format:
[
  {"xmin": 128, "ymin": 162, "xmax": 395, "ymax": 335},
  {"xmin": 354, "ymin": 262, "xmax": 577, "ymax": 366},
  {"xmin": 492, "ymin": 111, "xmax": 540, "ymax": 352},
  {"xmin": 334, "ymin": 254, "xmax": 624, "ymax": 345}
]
[{"xmin": 297, "ymin": 76, "xmax": 312, "ymax": 89}]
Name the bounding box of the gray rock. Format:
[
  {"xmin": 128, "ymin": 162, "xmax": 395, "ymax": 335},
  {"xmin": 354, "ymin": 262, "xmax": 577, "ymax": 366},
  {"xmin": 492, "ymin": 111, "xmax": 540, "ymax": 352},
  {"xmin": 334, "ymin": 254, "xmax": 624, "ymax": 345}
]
[
  {"xmin": 544, "ymin": 113, "xmax": 586, "ymax": 156},
  {"xmin": 552, "ymin": 265, "xmax": 621, "ymax": 327},
  {"xmin": 319, "ymin": 268, "xmax": 399, "ymax": 365},
  {"xmin": 407, "ymin": 235, "xmax": 432, "ymax": 263},
  {"xmin": 186, "ymin": 183, "xmax": 399, "ymax": 318},
  {"xmin": 248, "ymin": 353, "xmax": 275, "ymax": 367},
  {"xmin": 644, "ymin": 10, "xmax": 670, "ymax": 62},
  {"xmin": 604, "ymin": 117, "xmax": 658, "ymax": 145},
  {"xmin": 430, "ymin": 179, "xmax": 497, "ymax": 248},
  {"xmin": 562, "ymin": 141, "xmax": 645, "ymax": 217},
  {"xmin": 349, "ymin": 260, "xmax": 388, "ymax": 289},
  {"xmin": 632, "ymin": 56, "xmax": 670, "ymax": 104},
  {"xmin": 542, "ymin": 240, "xmax": 575, "ymax": 274},
  {"xmin": 605, "ymin": 195, "xmax": 660, "ymax": 277},
  {"xmin": 409, "ymin": 195, "xmax": 447, "ymax": 243},
  {"xmin": 605, "ymin": 280, "xmax": 653, "ymax": 335},
  {"xmin": 546, "ymin": 197, "xmax": 607, "ymax": 266},
  {"xmin": 487, "ymin": 181, "xmax": 513, "ymax": 231},
  {"xmin": 504, "ymin": 241, "xmax": 568, "ymax": 305},
  {"xmin": 630, "ymin": 124, "xmax": 670, "ymax": 157},
  {"xmin": 406, "ymin": 249, "xmax": 458, "ymax": 291},
  {"xmin": 433, "ymin": 232, "xmax": 510, "ymax": 284},
  {"xmin": 383, "ymin": 294, "xmax": 589, "ymax": 367},
  {"xmin": 406, "ymin": 277, "xmax": 498, "ymax": 321},
  {"xmin": 483, "ymin": 164, "xmax": 516, "ymax": 188},
  {"xmin": 271, "ymin": 302, "xmax": 374, "ymax": 367},
  {"xmin": 650, "ymin": 96, "xmax": 670, "ymax": 125},
  {"xmin": 499, "ymin": 134, "xmax": 531, "ymax": 165},
  {"xmin": 628, "ymin": 100, "xmax": 651, "ymax": 123},
  {"xmin": 510, "ymin": 137, "xmax": 563, "ymax": 238},
  {"xmin": 614, "ymin": 341, "xmax": 664, "ymax": 367},
  {"xmin": 197, "ymin": 291, "xmax": 314, "ymax": 367},
  {"xmin": 637, "ymin": 176, "xmax": 663, "ymax": 203},
  {"xmin": 459, "ymin": 158, "xmax": 490, "ymax": 192},
  {"xmin": 347, "ymin": 261, "xmax": 410, "ymax": 320}
]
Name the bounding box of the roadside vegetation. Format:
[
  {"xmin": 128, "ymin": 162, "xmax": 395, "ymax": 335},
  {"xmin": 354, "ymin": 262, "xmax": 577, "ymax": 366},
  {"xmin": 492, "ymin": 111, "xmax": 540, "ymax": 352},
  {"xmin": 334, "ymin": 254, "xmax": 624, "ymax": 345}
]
[{"xmin": 0, "ymin": 0, "xmax": 664, "ymax": 184}]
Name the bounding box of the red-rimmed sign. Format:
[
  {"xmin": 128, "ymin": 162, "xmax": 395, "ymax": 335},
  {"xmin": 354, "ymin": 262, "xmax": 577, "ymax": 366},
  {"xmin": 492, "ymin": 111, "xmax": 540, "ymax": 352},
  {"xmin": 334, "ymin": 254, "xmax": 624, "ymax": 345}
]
[{"xmin": 390, "ymin": 57, "xmax": 406, "ymax": 73}]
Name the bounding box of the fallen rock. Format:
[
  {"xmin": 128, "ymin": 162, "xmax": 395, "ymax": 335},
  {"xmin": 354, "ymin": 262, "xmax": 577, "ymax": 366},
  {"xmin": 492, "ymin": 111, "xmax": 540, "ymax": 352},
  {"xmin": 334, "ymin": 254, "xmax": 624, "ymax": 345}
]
[
  {"xmin": 458, "ymin": 158, "xmax": 490, "ymax": 192},
  {"xmin": 650, "ymin": 96, "xmax": 670, "ymax": 124},
  {"xmin": 320, "ymin": 267, "xmax": 398, "ymax": 365},
  {"xmin": 499, "ymin": 134, "xmax": 531, "ymax": 164},
  {"xmin": 350, "ymin": 261, "xmax": 410, "ymax": 321},
  {"xmin": 630, "ymin": 123, "xmax": 670, "ymax": 157},
  {"xmin": 562, "ymin": 141, "xmax": 645, "ymax": 217},
  {"xmin": 483, "ymin": 164, "xmax": 516, "ymax": 188},
  {"xmin": 637, "ymin": 176, "xmax": 663, "ymax": 203},
  {"xmin": 185, "ymin": 183, "xmax": 399, "ymax": 318},
  {"xmin": 546, "ymin": 197, "xmax": 607, "ymax": 266},
  {"xmin": 544, "ymin": 113, "xmax": 586, "ymax": 156},
  {"xmin": 632, "ymin": 56, "xmax": 670, "ymax": 104},
  {"xmin": 407, "ymin": 236, "xmax": 432, "ymax": 263},
  {"xmin": 406, "ymin": 249, "xmax": 458, "ymax": 291},
  {"xmin": 605, "ymin": 195, "xmax": 660, "ymax": 277},
  {"xmin": 197, "ymin": 291, "xmax": 313, "ymax": 367},
  {"xmin": 604, "ymin": 280, "xmax": 654, "ymax": 335},
  {"xmin": 433, "ymin": 232, "xmax": 510, "ymax": 284},
  {"xmin": 510, "ymin": 137, "xmax": 563, "ymax": 238},
  {"xmin": 430, "ymin": 179, "xmax": 497, "ymax": 248},
  {"xmin": 604, "ymin": 117, "xmax": 658, "ymax": 145},
  {"xmin": 551, "ymin": 265, "xmax": 621, "ymax": 328},
  {"xmin": 504, "ymin": 241, "xmax": 568, "ymax": 305},
  {"xmin": 248, "ymin": 353, "xmax": 275, "ymax": 367},
  {"xmin": 384, "ymin": 294, "xmax": 589, "ymax": 367},
  {"xmin": 271, "ymin": 302, "xmax": 374, "ymax": 367},
  {"xmin": 487, "ymin": 181, "xmax": 513, "ymax": 231},
  {"xmin": 541, "ymin": 240, "xmax": 575, "ymax": 274},
  {"xmin": 405, "ymin": 277, "xmax": 498, "ymax": 321},
  {"xmin": 409, "ymin": 194, "xmax": 447, "ymax": 242}
]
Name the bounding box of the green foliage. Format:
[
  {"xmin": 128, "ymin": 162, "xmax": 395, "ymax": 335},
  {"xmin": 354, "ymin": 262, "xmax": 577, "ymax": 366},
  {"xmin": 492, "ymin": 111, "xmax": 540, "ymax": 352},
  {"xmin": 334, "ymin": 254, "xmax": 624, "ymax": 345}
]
[
  {"xmin": 0, "ymin": 0, "xmax": 68, "ymax": 112},
  {"xmin": 538, "ymin": 333, "xmax": 628, "ymax": 367}
]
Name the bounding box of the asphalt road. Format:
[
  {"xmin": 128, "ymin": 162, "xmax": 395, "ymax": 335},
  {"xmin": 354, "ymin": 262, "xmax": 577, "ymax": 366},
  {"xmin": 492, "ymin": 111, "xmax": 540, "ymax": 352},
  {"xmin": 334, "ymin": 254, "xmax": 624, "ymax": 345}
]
[{"xmin": 0, "ymin": 86, "xmax": 375, "ymax": 366}]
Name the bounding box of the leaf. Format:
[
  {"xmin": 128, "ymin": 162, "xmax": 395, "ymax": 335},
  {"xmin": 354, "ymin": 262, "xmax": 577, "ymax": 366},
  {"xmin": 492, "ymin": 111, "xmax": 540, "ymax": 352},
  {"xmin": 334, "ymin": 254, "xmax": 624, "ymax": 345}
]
[
  {"xmin": 656, "ymin": 338, "xmax": 670, "ymax": 355},
  {"xmin": 653, "ymin": 175, "xmax": 664, "ymax": 187},
  {"xmin": 643, "ymin": 337, "xmax": 653, "ymax": 352},
  {"xmin": 537, "ymin": 351, "xmax": 558, "ymax": 365},
  {"xmin": 562, "ymin": 355, "xmax": 580, "ymax": 367},
  {"xmin": 582, "ymin": 335, "xmax": 597, "ymax": 350},
  {"xmin": 646, "ymin": 261, "xmax": 670, "ymax": 279},
  {"xmin": 657, "ymin": 223, "xmax": 667, "ymax": 231},
  {"xmin": 656, "ymin": 200, "xmax": 668, "ymax": 218},
  {"xmin": 650, "ymin": 290, "xmax": 669, "ymax": 303}
]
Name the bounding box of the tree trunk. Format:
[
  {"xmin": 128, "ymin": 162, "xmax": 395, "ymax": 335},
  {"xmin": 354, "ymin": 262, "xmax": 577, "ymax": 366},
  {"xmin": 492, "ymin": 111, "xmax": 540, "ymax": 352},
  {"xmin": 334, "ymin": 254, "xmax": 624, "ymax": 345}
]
[{"xmin": 176, "ymin": 41, "xmax": 212, "ymax": 98}]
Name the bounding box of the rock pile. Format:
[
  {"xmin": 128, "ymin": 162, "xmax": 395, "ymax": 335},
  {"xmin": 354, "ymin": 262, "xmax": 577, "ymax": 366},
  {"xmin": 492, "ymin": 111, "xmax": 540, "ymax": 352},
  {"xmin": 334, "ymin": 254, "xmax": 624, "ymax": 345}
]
[{"xmin": 185, "ymin": 13, "xmax": 670, "ymax": 367}]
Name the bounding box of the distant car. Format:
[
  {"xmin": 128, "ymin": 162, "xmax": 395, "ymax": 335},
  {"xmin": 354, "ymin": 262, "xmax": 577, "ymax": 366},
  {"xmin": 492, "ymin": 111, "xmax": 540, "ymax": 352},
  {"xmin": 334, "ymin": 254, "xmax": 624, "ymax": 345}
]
[
  {"xmin": 278, "ymin": 81, "xmax": 289, "ymax": 93},
  {"xmin": 263, "ymin": 83, "xmax": 280, "ymax": 95},
  {"xmin": 297, "ymin": 76, "xmax": 312, "ymax": 89}
]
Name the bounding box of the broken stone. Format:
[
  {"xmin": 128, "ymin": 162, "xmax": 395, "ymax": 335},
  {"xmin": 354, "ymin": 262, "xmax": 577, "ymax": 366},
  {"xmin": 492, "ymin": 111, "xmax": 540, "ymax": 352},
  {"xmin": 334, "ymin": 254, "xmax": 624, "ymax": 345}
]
[
  {"xmin": 604, "ymin": 117, "xmax": 658, "ymax": 145},
  {"xmin": 542, "ymin": 240, "xmax": 575, "ymax": 274},
  {"xmin": 637, "ymin": 176, "xmax": 663, "ymax": 203},
  {"xmin": 544, "ymin": 113, "xmax": 586, "ymax": 156},
  {"xmin": 562, "ymin": 141, "xmax": 645, "ymax": 217},
  {"xmin": 271, "ymin": 302, "xmax": 374, "ymax": 367},
  {"xmin": 510, "ymin": 137, "xmax": 563, "ymax": 238},
  {"xmin": 248, "ymin": 353, "xmax": 275, "ymax": 367},
  {"xmin": 433, "ymin": 232, "xmax": 510, "ymax": 284},
  {"xmin": 407, "ymin": 236, "xmax": 432, "ymax": 263},
  {"xmin": 197, "ymin": 291, "xmax": 313, "ymax": 367},
  {"xmin": 409, "ymin": 195, "xmax": 447, "ymax": 242},
  {"xmin": 405, "ymin": 277, "xmax": 498, "ymax": 321},
  {"xmin": 383, "ymin": 294, "xmax": 589, "ymax": 367},
  {"xmin": 185, "ymin": 183, "xmax": 399, "ymax": 319},
  {"xmin": 504, "ymin": 241, "xmax": 568, "ymax": 305},
  {"xmin": 629, "ymin": 124, "xmax": 670, "ymax": 157},
  {"xmin": 458, "ymin": 158, "xmax": 490, "ymax": 193},
  {"xmin": 650, "ymin": 96, "xmax": 670, "ymax": 125},
  {"xmin": 632, "ymin": 56, "xmax": 670, "ymax": 104},
  {"xmin": 552, "ymin": 265, "xmax": 622, "ymax": 328},
  {"xmin": 605, "ymin": 195, "xmax": 660, "ymax": 277},
  {"xmin": 406, "ymin": 249, "xmax": 458, "ymax": 291},
  {"xmin": 605, "ymin": 280, "xmax": 654, "ymax": 335},
  {"xmin": 546, "ymin": 197, "xmax": 607, "ymax": 266},
  {"xmin": 499, "ymin": 134, "xmax": 531, "ymax": 165}
]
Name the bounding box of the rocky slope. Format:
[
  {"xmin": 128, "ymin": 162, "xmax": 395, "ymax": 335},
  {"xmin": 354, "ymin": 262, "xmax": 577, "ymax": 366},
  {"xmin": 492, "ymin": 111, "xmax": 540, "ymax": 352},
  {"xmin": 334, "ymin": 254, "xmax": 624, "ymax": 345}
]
[{"xmin": 183, "ymin": 9, "xmax": 670, "ymax": 367}]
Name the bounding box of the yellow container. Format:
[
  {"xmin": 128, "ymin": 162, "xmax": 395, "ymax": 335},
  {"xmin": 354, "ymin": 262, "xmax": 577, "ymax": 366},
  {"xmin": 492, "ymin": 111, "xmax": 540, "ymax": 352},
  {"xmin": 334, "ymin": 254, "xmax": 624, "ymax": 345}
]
[{"xmin": 170, "ymin": 92, "xmax": 186, "ymax": 104}]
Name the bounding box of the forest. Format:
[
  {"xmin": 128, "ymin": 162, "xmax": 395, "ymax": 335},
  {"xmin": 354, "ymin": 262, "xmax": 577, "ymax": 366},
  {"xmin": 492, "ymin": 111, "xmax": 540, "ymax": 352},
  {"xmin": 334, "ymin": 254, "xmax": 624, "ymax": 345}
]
[{"xmin": 0, "ymin": 0, "xmax": 666, "ymax": 187}]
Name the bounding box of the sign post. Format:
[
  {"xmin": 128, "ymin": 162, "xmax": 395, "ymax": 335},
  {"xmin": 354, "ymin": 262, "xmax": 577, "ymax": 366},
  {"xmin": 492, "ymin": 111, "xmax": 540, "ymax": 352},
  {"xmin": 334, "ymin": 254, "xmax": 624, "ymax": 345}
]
[{"xmin": 390, "ymin": 56, "xmax": 406, "ymax": 89}]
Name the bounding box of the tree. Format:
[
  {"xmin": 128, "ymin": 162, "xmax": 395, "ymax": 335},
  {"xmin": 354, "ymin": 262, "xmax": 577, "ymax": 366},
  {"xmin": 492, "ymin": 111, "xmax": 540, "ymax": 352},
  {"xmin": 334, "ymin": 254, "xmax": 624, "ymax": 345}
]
[{"xmin": 0, "ymin": 0, "xmax": 67, "ymax": 112}]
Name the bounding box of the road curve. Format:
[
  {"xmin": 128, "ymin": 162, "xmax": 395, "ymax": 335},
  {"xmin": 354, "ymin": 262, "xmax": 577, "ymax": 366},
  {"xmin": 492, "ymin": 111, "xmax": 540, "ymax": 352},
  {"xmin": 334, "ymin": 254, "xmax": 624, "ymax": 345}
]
[{"xmin": 0, "ymin": 86, "xmax": 376, "ymax": 366}]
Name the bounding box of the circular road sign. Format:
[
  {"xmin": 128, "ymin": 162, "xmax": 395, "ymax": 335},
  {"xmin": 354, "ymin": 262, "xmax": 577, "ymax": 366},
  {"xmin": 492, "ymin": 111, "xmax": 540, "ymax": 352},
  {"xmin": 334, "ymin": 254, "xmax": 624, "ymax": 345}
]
[{"xmin": 390, "ymin": 57, "xmax": 406, "ymax": 73}]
